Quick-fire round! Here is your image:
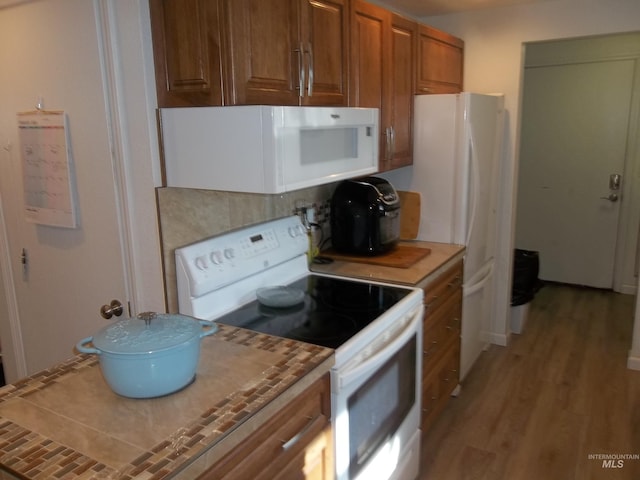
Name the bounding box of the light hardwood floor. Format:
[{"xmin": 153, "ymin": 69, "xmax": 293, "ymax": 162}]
[{"xmin": 420, "ymin": 283, "xmax": 640, "ymax": 480}]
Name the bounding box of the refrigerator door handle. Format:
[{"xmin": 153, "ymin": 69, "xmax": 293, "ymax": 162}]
[
  {"xmin": 463, "ymin": 261, "xmax": 494, "ymax": 296},
  {"xmin": 466, "ymin": 129, "xmax": 481, "ymax": 247}
]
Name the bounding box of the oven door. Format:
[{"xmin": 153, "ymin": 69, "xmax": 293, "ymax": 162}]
[{"xmin": 332, "ymin": 305, "xmax": 423, "ymax": 480}]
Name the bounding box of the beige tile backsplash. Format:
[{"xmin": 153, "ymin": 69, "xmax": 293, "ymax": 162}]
[{"xmin": 157, "ymin": 185, "xmax": 334, "ymax": 312}]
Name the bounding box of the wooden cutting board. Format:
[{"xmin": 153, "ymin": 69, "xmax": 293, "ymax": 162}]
[
  {"xmin": 398, "ymin": 191, "xmax": 421, "ymax": 240},
  {"xmin": 320, "ymin": 245, "xmax": 431, "ymax": 269}
]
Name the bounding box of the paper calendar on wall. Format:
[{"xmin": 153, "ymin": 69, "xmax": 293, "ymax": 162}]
[{"xmin": 17, "ymin": 110, "xmax": 78, "ymax": 228}]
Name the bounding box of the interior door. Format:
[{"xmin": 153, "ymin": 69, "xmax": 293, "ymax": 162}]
[
  {"xmin": 0, "ymin": 1, "xmax": 130, "ymax": 378},
  {"xmin": 516, "ymin": 59, "xmax": 634, "ymax": 288}
]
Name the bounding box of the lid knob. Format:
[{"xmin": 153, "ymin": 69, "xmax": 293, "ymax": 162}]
[{"xmin": 137, "ymin": 311, "xmax": 157, "ymax": 326}]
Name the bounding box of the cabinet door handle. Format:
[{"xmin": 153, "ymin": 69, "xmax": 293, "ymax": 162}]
[
  {"xmin": 296, "ymin": 42, "xmax": 305, "ymax": 98},
  {"xmin": 281, "ymin": 415, "xmax": 315, "ymax": 451},
  {"xmin": 384, "ymin": 127, "xmax": 396, "ymax": 160},
  {"xmin": 390, "ymin": 126, "xmax": 396, "ymax": 159},
  {"xmin": 385, "ymin": 127, "xmax": 392, "ymax": 161},
  {"xmin": 306, "ymin": 42, "xmax": 314, "ymax": 97}
]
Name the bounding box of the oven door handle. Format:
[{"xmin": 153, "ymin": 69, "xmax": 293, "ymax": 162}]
[{"xmin": 338, "ymin": 310, "xmax": 421, "ymax": 389}]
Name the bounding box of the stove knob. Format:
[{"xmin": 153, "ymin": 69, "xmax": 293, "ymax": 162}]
[
  {"xmin": 194, "ymin": 255, "xmax": 208, "ymax": 270},
  {"xmin": 224, "ymin": 248, "xmax": 235, "ymax": 260},
  {"xmin": 210, "ymin": 250, "xmax": 223, "ymax": 265}
]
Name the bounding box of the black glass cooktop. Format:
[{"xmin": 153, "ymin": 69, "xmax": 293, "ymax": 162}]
[{"xmin": 214, "ymin": 274, "xmax": 411, "ymax": 349}]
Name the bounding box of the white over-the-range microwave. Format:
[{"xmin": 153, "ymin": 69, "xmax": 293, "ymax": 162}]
[{"xmin": 159, "ymin": 106, "xmax": 380, "ymax": 194}]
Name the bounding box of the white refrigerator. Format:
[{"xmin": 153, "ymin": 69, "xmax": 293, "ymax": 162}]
[{"xmin": 381, "ymin": 92, "xmax": 505, "ymax": 380}]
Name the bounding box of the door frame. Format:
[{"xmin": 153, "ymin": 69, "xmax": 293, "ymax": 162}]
[
  {"xmin": 0, "ymin": 195, "xmax": 27, "ymax": 380},
  {"xmin": 518, "ymin": 34, "xmax": 640, "ymax": 294},
  {"xmin": 614, "ymin": 55, "xmax": 640, "ymax": 294}
]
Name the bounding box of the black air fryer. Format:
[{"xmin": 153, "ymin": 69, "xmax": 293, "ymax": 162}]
[{"xmin": 330, "ymin": 176, "xmax": 401, "ymax": 255}]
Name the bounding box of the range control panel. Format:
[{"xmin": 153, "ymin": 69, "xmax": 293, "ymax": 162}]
[{"xmin": 175, "ymin": 216, "xmax": 309, "ymax": 298}]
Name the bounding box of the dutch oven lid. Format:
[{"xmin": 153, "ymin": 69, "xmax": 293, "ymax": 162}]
[{"xmin": 91, "ymin": 313, "xmax": 210, "ymax": 354}]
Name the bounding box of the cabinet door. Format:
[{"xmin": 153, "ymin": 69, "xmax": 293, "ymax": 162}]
[
  {"xmin": 150, "ymin": 0, "xmax": 224, "ymax": 107},
  {"xmin": 349, "ymin": 2, "xmax": 417, "ymax": 172},
  {"xmin": 201, "ymin": 374, "xmax": 332, "ymax": 480},
  {"xmin": 349, "ymin": 1, "xmax": 389, "ymax": 169},
  {"xmin": 349, "ymin": 1, "xmax": 388, "ymax": 109},
  {"xmin": 416, "ymin": 24, "xmax": 464, "ymax": 94},
  {"xmin": 300, "ymin": 0, "xmax": 349, "ymax": 106},
  {"xmin": 223, "ymin": 0, "xmax": 301, "ymax": 105},
  {"xmin": 386, "ymin": 14, "xmax": 416, "ymax": 170}
]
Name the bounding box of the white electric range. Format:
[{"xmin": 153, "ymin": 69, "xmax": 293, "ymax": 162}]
[{"xmin": 175, "ymin": 215, "xmax": 423, "ymax": 480}]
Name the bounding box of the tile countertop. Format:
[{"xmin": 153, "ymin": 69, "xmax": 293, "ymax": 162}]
[
  {"xmin": 311, "ymin": 241, "xmax": 465, "ymax": 287},
  {"xmin": 0, "ymin": 325, "xmax": 334, "ymax": 480}
]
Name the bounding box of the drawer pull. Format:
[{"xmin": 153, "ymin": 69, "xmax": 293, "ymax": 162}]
[
  {"xmin": 426, "ymin": 295, "xmax": 438, "ymax": 306},
  {"xmin": 281, "ymin": 415, "xmax": 315, "ymax": 451},
  {"xmin": 423, "ymin": 340, "xmax": 438, "ymax": 355}
]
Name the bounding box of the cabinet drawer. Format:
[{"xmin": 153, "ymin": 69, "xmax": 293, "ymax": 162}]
[
  {"xmin": 421, "ymin": 374, "xmax": 440, "ymax": 423},
  {"xmin": 421, "ymin": 341, "xmax": 460, "ymax": 433},
  {"xmin": 203, "ymin": 374, "xmax": 332, "ymax": 480},
  {"xmin": 422, "ymin": 260, "xmax": 463, "ymax": 313},
  {"xmin": 438, "ymin": 340, "xmax": 461, "ymax": 398},
  {"xmin": 274, "ymin": 428, "xmax": 333, "ymax": 480},
  {"xmin": 422, "ymin": 289, "xmax": 461, "ymax": 372}
]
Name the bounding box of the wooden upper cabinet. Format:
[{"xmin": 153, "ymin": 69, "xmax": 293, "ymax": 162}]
[
  {"xmin": 416, "ymin": 24, "xmax": 464, "ymax": 94},
  {"xmin": 388, "ymin": 14, "xmax": 416, "ymax": 170},
  {"xmin": 223, "ymin": 0, "xmax": 299, "ymax": 105},
  {"xmin": 349, "ymin": 1, "xmax": 415, "ymax": 171},
  {"xmin": 349, "ymin": 1, "xmax": 387, "ymax": 111},
  {"xmin": 223, "ymin": 0, "xmax": 348, "ymax": 106},
  {"xmin": 150, "ymin": 0, "xmax": 224, "ymax": 107},
  {"xmin": 300, "ymin": 0, "xmax": 349, "ymax": 105}
]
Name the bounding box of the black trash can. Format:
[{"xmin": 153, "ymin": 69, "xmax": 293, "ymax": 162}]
[{"xmin": 511, "ymin": 249, "xmax": 540, "ymax": 306}]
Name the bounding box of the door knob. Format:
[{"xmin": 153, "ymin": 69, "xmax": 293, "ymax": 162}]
[
  {"xmin": 600, "ymin": 193, "xmax": 619, "ymax": 202},
  {"xmin": 100, "ymin": 299, "xmax": 124, "ymax": 319}
]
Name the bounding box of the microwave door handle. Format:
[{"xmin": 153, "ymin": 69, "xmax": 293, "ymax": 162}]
[{"xmin": 338, "ymin": 309, "xmax": 422, "ymax": 389}]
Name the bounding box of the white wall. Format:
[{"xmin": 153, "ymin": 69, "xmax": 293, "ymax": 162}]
[
  {"xmin": 0, "ymin": 0, "xmax": 165, "ymax": 380},
  {"xmin": 420, "ymin": 0, "xmax": 640, "ymax": 363}
]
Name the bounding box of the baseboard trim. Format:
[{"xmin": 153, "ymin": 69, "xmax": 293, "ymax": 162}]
[
  {"xmin": 618, "ymin": 285, "xmax": 637, "ymax": 295},
  {"xmin": 487, "ymin": 332, "xmax": 510, "ymax": 347},
  {"xmin": 627, "ymin": 353, "xmax": 640, "ymax": 371}
]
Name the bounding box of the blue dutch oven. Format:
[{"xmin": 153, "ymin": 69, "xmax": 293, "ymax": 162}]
[{"xmin": 77, "ymin": 312, "xmax": 218, "ymax": 398}]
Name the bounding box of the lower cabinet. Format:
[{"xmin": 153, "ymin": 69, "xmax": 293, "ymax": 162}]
[
  {"xmin": 200, "ymin": 374, "xmax": 333, "ymax": 480},
  {"xmin": 422, "ymin": 339, "xmax": 461, "ymax": 433},
  {"xmin": 420, "ymin": 260, "xmax": 463, "ymax": 433}
]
